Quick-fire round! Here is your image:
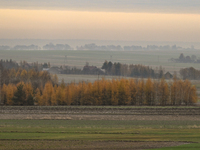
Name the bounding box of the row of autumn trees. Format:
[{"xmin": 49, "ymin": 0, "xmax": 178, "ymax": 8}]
[{"xmin": 1, "ymin": 77, "xmax": 197, "ymax": 106}]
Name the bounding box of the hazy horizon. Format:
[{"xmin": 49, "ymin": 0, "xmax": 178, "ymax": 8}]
[
  {"xmin": 1, "ymin": 0, "xmax": 200, "ymax": 44},
  {"xmin": 1, "ymin": 39, "xmax": 200, "ymax": 49}
]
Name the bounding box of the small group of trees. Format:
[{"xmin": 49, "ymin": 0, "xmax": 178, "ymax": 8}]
[
  {"xmin": 43, "ymin": 43, "xmax": 73, "ymax": 50},
  {"xmin": 1, "ymin": 67, "xmax": 58, "ymax": 90},
  {"xmin": 0, "ymin": 59, "xmax": 19, "ymax": 69},
  {"xmin": 0, "ymin": 45, "xmax": 39, "ymax": 50},
  {"xmin": 76, "ymin": 43, "xmax": 123, "ymax": 51},
  {"xmin": 180, "ymin": 67, "xmax": 200, "ymax": 80},
  {"xmin": 102, "ymin": 61, "xmax": 165, "ymax": 78},
  {"xmin": 170, "ymin": 53, "xmax": 200, "ymax": 63},
  {"xmin": 1, "ymin": 82, "xmax": 34, "ymax": 105},
  {"xmin": 1, "ymin": 78, "xmax": 197, "ymax": 106},
  {"xmin": 61, "ymin": 64, "xmax": 104, "ymax": 75},
  {"xmin": 12, "ymin": 45, "xmax": 39, "ymax": 50},
  {"xmin": 0, "ymin": 43, "xmax": 73, "ymax": 50},
  {"xmin": 124, "ymin": 45, "xmax": 180, "ymax": 51}
]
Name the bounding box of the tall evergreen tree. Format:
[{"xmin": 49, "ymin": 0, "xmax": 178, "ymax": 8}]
[{"xmin": 12, "ymin": 83, "xmax": 26, "ymax": 105}]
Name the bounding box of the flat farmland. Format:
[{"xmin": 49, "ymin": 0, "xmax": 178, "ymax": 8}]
[
  {"xmin": 1, "ymin": 106, "xmax": 200, "ymax": 150},
  {"xmin": 1, "ymin": 50, "xmax": 200, "ymax": 72},
  {"xmin": 1, "ymin": 49, "xmax": 200, "ymax": 149}
]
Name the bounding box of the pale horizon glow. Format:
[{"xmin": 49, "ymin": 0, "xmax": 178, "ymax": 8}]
[{"xmin": 0, "ymin": 9, "xmax": 200, "ymax": 42}]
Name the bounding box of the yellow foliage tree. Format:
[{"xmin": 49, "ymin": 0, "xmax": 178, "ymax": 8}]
[
  {"xmin": 35, "ymin": 88, "xmax": 41, "ymax": 105},
  {"xmin": 6, "ymin": 84, "xmax": 16, "ymax": 105},
  {"xmin": 20, "ymin": 69, "xmax": 28, "ymax": 81},
  {"xmin": 188, "ymin": 85, "xmax": 198, "ymax": 104},
  {"xmin": 145, "ymin": 78, "xmax": 154, "ymax": 105},
  {"xmin": 170, "ymin": 78, "xmax": 177, "ymax": 105},
  {"xmin": 182, "ymin": 80, "xmax": 191, "ymax": 105},
  {"xmin": 41, "ymin": 82, "xmax": 55, "ymax": 105},
  {"xmin": 111, "ymin": 79, "xmax": 119, "ymax": 105},
  {"xmin": 129, "ymin": 79, "xmax": 137, "ymax": 105},
  {"xmin": 137, "ymin": 79, "xmax": 145, "ymax": 105},
  {"xmin": 158, "ymin": 78, "xmax": 169, "ymax": 105},
  {"xmin": 65, "ymin": 86, "xmax": 72, "ymax": 105},
  {"xmin": 55, "ymin": 86, "xmax": 65, "ymax": 105}
]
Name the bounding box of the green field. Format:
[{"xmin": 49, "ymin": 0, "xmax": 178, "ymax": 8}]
[{"xmin": 0, "ymin": 120, "xmax": 200, "ymax": 150}]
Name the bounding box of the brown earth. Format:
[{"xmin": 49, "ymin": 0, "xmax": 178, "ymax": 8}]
[
  {"xmin": 1, "ymin": 113, "xmax": 200, "ymax": 121},
  {"xmin": 0, "ymin": 106, "xmax": 200, "ymax": 120}
]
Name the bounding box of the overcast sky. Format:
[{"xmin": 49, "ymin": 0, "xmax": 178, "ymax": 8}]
[
  {"xmin": 0, "ymin": 0, "xmax": 200, "ymax": 42},
  {"xmin": 1, "ymin": 0, "xmax": 200, "ymax": 13}
]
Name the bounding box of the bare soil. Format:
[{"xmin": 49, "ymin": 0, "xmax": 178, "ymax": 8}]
[
  {"xmin": 0, "ymin": 106, "xmax": 200, "ymax": 120},
  {"xmin": 1, "ymin": 113, "xmax": 200, "ymax": 121}
]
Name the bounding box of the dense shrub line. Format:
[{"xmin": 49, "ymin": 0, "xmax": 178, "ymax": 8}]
[{"xmin": 1, "ymin": 78, "xmax": 197, "ymax": 106}]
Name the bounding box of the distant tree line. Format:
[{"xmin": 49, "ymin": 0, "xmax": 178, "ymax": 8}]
[
  {"xmin": 0, "ymin": 45, "xmax": 40, "ymax": 50},
  {"xmin": 0, "ymin": 44, "xmax": 195, "ymax": 51},
  {"xmin": 102, "ymin": 61, "xmax": 166, "ymax": 78},
  {"xmin": 0, "ymin": 59, "xmax": 51, "ymax": 71},
  {"xmin": 77, "ymin": 44, "xmax": 193, "ymax": 51},
  {"xmin": 0, "ymin": 43, "xmax": 73, "ymax": 50},
  {"xmin": 59, "ymin": 62, "xmax": 104, "ymax": 75},
  {"xmin": 52, "ymin": 61, "xmax": 166, "ymax": 78},
  {"xmin": 76, "ymin": 43, "xmax": 123, "ymax": 51},
  {"xmin": 124, "ymin": 45, "xmax": 184, "ymax": 51},
  {"xmin": 1, "ymin": 78, "xmax": 197, "ymax": 106},
  {"xmin": 43, "ymin": 43, "xmax": 73, "ymax": 50},
  {"xmin": 3, "ymin": 59, "xmax": 200, "ymax": 80}
]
